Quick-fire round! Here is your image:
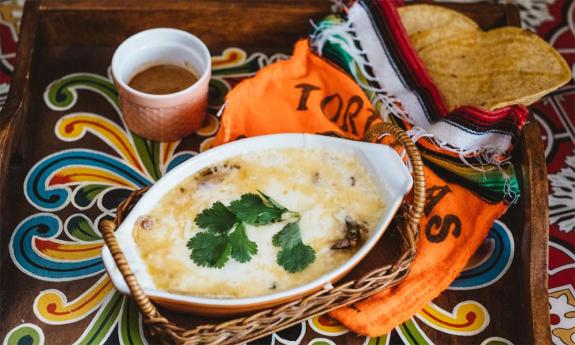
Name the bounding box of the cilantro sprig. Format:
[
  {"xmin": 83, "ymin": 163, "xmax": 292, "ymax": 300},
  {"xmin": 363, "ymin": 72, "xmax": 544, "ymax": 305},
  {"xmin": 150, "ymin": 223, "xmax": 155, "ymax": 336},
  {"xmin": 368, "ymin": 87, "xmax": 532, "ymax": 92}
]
[
  {"xmin": 195, "ymin": 201, "xmax": 236, "ymax": 234},
  {"xmin": 186, "ymin": 192, "xmax": 315, "ymax": 273},
  {"xmin": 187, "ymin": 232, "xmax": 231, "ymax": 268},
  {"xmin": 273, "ymin": 222, "xmax": 316, "ymax": 273},
  {"xmin": 229, "ymin": 223, "xmax": 257, "ymax": 263},
  {"xmin": 229, "ymin": 193, "xmax": 286, "ymax": 225}
]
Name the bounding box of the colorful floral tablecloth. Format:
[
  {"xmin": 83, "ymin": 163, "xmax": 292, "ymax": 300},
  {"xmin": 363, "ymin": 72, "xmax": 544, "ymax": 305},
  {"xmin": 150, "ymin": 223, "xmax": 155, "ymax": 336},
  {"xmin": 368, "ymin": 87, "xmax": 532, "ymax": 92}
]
[{"xmin": 0, "ymin": 1, "xmax": 573, "ymax": 344}]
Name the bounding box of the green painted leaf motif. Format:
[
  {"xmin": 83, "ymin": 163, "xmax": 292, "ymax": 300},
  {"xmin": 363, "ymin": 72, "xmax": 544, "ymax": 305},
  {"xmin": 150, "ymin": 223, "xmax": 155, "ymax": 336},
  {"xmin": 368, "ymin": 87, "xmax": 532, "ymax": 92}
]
[
  {"xmin": 119, "ymin": 298, "xmax": 147, "ymax": 345},
  {"xmin": 73, "ymin": 184, "xmax": 109, "ymax": 209},
  {"xmin": 66, "ymin": 214, "xmax": 101, "ymax": 242},
  {"xmin": 75, "ymin": 292, "xmax": 123, "ymax": 345},
  {"xmin": 46, "ymin": 73, "xmax": 119, "ymax": 110},
  {"xmin": 4, "ymin": 323, "xmax": 44, "ymax": 345},
  {"xmin": 364, "ymin": 334, "xmax": 389, "ymax": 345},
  {"xmin": 396, "ymin": 319, "xmax": 432, "ymax": 345},
  {"xmin": 132, "ymin": 134, "xmax": 162, "ymax": 181}
]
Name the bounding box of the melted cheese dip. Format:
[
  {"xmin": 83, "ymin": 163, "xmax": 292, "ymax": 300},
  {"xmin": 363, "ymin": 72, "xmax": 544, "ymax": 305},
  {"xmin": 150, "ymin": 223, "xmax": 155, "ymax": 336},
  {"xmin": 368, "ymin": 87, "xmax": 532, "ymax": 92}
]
[{"xmin": 134, "ymin": 148, "xmax": 386, "ymax": 298}]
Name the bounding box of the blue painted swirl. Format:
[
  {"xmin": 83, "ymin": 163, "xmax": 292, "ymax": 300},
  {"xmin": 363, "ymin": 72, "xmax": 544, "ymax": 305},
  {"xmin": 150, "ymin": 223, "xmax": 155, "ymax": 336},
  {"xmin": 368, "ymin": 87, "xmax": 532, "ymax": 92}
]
[
  {"xmin": 25, "ymin": 149, "xmax": 151, "ymax": 211},
  {"xmin": 449, "ymin": 220, "xmax": 514, "ymax": 290},
  {"xmin": 9, "ymin": 213, "xmax": 104, "ymax": 281},
  {"xmin": 166, "ymin": 151, "xmax": 195, "ymax": 173}
]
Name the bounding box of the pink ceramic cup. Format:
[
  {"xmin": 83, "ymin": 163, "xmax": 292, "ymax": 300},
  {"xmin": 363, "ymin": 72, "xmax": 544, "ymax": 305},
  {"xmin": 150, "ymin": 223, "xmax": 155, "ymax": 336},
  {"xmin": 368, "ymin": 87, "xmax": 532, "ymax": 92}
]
[{"xmin": 112, "ymin": 28, "xmax": 211, "ymax": 142}]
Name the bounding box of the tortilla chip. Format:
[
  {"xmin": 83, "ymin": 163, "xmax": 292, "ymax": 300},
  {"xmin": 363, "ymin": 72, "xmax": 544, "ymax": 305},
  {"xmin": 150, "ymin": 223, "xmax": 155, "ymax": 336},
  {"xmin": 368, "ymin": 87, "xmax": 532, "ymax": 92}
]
[
  {"xmin": 399, "ymin": 4, "xmax": 480, "ymax": 53},
  {"xmin": 408, "ymin": 26, "xmax": 478, "ymax": 51},
  {"xmin": 417, "ymin": 27, "xmax": 572, "ymax": 111}
]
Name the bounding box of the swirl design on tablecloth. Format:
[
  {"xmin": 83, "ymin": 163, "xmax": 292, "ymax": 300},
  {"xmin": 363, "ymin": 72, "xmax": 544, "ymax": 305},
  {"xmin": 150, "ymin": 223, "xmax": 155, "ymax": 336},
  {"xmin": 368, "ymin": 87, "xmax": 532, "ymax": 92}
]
[
  {"xmin": 24, "ymin": 150, "xmax": 150, "ymax": 211},
  {"xmin": 5, "ymin": 49, "xmax": 285, "ymax": 344},
  {"xmin": 2, "ymin": 324, "xmax": 44, "ymax": 345},
  {"xmin": 416, "ymin": 301, "xmax": 489, "ymax": 336},
  {"xmin": 9, "ymin": 213, "xmax": 104, "ymax": 281},
  {"xmin": 449, "ymin": 220, "xmax": 514, "ymax": 290},
  {"xmin": 2, "ymin": 0, "xmax": 570, "ymax": 342},
  {"xmin": 308, "ymin": 315, "xmax": 350, "ymax": 336}
]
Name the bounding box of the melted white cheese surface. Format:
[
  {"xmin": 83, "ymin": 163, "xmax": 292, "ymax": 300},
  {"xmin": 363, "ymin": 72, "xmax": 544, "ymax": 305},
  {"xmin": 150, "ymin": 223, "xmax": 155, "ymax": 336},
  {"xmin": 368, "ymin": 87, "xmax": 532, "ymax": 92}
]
[{"xmin": 134, "ymin": 148, "xmax": 386, "ymax": 298}]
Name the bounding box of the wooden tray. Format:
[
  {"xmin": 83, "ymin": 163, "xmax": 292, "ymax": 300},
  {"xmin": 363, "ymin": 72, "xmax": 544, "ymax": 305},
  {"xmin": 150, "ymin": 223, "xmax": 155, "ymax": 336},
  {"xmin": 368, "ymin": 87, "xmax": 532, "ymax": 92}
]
[{"xmin": 0, "ymin": 1, "xmax": 550, "ymax": 344}]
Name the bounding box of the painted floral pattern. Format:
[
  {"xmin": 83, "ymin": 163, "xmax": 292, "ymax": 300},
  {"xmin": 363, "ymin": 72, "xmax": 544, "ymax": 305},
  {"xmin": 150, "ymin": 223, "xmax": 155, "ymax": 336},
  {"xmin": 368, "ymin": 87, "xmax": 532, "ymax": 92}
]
[{"xmin": 0, "ymin": 0, "xmax": 573, "ymax": 344}]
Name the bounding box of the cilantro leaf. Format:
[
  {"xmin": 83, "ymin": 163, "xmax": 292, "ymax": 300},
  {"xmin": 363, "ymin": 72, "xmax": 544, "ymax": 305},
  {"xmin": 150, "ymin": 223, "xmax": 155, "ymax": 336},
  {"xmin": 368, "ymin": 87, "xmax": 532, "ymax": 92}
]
[
  {"xmin": 259, "ymin": 191, "xmax": 287, "ymax": 212},
  {"xmin": 228, "ymin": 193, "xmax": 284, "ymax": 225},
  {"xmin": 272, "ymin": 222, "xmax": 302, "ymax": 249},
  {"xmin": 189, "ymin": 192, "xmax": 301, "ymax": 269},
  {"xmin": 229, "ymin": 223, "xmax": 258, "ymax": 263},
  {"xmin": 277, "ymin": 243, "xmax": 316, "ymax": 273},
  {"xmin": 195, "ymin": 201, "xmax": 236, "ymax": 234},
  {"xmin": 273, "ymin": 221, "xmax": 316, "ymax": 273},
  {"xmin": 187, "ymin": 232, "xmax": 231, "ymax": 268}
]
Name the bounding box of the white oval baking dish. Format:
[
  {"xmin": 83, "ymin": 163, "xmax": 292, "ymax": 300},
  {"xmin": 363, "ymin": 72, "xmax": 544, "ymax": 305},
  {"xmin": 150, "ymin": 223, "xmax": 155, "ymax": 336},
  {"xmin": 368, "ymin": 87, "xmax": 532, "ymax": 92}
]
[{"xmin": 102, "ymin": 133, "xmax": 412, "ymax": 316}]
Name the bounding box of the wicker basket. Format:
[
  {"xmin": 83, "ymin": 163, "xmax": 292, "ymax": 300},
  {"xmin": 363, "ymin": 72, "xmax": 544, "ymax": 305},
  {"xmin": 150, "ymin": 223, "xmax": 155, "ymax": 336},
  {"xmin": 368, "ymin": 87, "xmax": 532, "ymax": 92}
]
[{"xmin": 99, "ymin": 121, "xmax": 426, "ymax": 345}]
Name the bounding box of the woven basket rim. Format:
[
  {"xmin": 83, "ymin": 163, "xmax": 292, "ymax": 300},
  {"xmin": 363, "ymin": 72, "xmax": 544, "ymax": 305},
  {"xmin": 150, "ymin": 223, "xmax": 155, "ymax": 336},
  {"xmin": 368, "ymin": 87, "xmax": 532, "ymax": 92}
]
[{"xmin": 99, "ymin": 121, "xmax": 426, "ymax": 345}]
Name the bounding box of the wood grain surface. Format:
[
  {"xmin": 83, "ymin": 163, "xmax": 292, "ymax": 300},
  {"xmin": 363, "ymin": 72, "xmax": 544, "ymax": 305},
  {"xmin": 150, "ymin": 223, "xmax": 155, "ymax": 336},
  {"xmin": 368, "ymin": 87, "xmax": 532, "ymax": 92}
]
[{"xmin": 0, "ymin": 1, "xmax": 550, "ymax": 344}]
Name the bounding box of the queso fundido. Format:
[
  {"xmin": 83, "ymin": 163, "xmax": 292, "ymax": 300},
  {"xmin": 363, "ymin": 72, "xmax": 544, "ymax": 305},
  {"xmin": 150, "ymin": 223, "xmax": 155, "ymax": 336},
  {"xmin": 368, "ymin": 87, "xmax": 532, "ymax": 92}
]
[{"xmin": 133, "ymin": 147, "xmax": 386, "ymax": 298}]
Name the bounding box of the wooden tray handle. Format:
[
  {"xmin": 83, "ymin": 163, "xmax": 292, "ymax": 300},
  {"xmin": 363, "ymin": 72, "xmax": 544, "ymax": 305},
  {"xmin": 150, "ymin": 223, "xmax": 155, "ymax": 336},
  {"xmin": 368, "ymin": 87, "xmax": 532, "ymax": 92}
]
[{"xmin": 99, "ymin": 121, "xmax": 425, "ymax": 344}]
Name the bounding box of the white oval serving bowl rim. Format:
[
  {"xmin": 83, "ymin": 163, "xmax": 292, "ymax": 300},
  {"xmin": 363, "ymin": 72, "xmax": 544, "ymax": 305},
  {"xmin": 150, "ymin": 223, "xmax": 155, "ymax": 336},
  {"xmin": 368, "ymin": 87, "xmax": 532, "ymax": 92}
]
[{"xmin": 101, "ymin": 133, "xmax": 413, "ymax": 309}]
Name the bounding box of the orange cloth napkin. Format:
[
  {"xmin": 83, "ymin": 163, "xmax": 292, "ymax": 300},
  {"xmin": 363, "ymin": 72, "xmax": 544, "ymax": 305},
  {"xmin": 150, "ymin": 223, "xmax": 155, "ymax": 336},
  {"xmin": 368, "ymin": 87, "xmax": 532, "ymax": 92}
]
[{"xmin": 213, "ymin": 39, "xmax": 507, "ymax": 336}]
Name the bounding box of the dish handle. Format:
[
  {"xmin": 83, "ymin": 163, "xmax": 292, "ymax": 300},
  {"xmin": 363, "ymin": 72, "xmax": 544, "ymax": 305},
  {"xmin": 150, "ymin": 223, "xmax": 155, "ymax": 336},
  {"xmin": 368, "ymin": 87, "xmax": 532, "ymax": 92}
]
[
  {"xmin": 99, "ymin": 187, "xmax": 185, "ymax": 342},
  {"xmin": 364, "ymin": 121, "xmax": 425, "ymax": 250}
]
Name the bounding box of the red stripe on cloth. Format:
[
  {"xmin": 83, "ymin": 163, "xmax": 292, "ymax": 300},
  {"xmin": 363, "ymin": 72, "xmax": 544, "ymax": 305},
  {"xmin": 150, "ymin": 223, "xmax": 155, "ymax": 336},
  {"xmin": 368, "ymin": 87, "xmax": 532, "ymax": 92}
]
[
  {"xmin": 448, "ymin": 106, "xmax": 529, "ymax": 134},
  {"xmin": 374, "ymin": 0, "xmax": 449, "ymax": 117},
  {"xmin": 458, "ymin": 106, "xmax": 529, "ymax": 124}
]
